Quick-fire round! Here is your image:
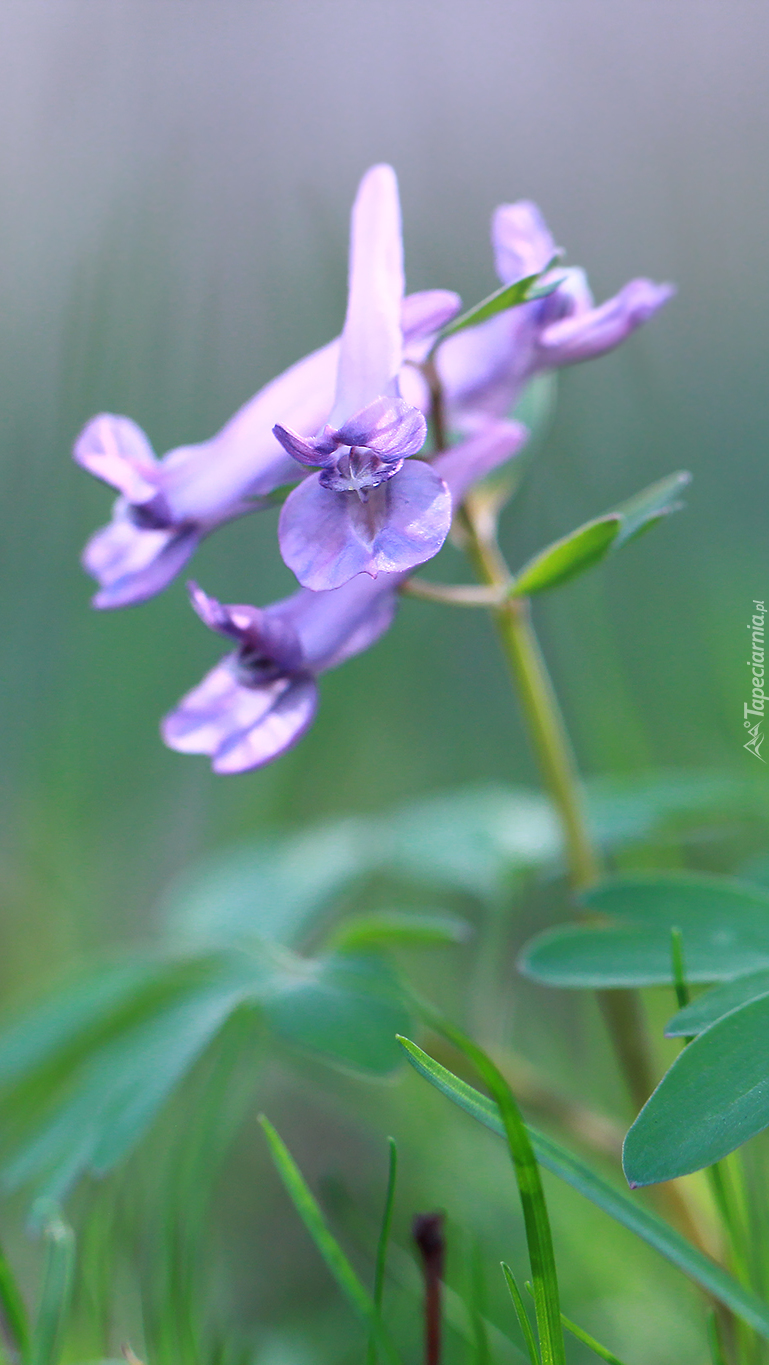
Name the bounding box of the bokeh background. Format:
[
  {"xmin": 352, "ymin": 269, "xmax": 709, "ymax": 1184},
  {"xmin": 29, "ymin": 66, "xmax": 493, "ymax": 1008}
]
[{"xmin": 0, "ymin": 3, "xmax": 767, "ymax": 1362}]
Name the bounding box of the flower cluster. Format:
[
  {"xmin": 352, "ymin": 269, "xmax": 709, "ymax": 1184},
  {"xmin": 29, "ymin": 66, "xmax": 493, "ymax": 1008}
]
[{"xmin": 75, "ymin": 165, "xmax": 673, "ymax": 771}]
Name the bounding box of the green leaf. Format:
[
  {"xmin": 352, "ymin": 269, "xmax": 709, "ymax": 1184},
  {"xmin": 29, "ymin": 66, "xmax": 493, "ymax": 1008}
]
[
  {"xmin": 368, "ymin": 1138, "xmax": 398, "ymax": 1365},
  {"xmin": 666, "ymin": 969, "xmax": 769, "ymax": 1037},
  {"xmin": 0, "ymin": 1234, "xmax": 30, "ymax": 1359},
  {"xmin": 262, "ymin": 951, "xmax": 410, "ymax": 1077},
  {"xmin": 381, "ymin": 785, "xmax": 559, "ymax": 901},
  {"xmin": 624, "ymin": 991, "xmax": 769, "ymax": 1184},
  {"xmin": 519, "ymin": 874, "xmax": 769, "ymax": 987},
  {"xmin": 160, "ymin": 819, "xmax": 372, "ymax": 948},
  {"xmin": 609, "ymin": 471, "xmax": 692, "ymax": 550},
  {"xmin": 258, "ymin": 1117, "xmax": 401, "ymax": 1365},
  {"xmin": 331, "ymin": 911, "xmax": 472, "ymax": 951},
  {"xmin": 585, "ymin": 770, "xmax": 762, "ymax": 850},
  {"xmin": 511, "ymin": 518, "xmax": 622, "ymax": 597},
  {"xmin": 558, "ymin": 1312, "xmax": 627, "ymax": 1365},
  {"xmin": 501, "ymin": 1263, "xmax": 540, "ymax": 1365},
  {"xmin": 397, "ymin": 1038, "xmax": 769, "ymax": 1342},
  {"xmin": 437, "ymin": 262, "xmax": 563, "ymax": 341},
  {"xmin": 29, "ymin": 1215, "xmax": 75, "ymax": 1365}
]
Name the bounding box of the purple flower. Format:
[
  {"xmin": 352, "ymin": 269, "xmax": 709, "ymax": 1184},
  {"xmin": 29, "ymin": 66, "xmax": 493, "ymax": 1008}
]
[
  {"xmin": 274, "ymin": 165, "xmax": 453, "ymax": 592},
  {"xmin": 415, "ymin": 200, "xmax": 674, "ymax": 434},
  {"xmin": 76, "ymin": 285, "xmax": 460, "ymax": 611},
  {"xmin": 162, "ymin": 419, "xmax": 527, "ymax": 773}
]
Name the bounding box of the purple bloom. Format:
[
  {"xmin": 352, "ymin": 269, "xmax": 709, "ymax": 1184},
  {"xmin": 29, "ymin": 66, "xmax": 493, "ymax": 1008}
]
[
  {"xmin": 405, "ymin": 200, "xmax": 674, "ymax": 434},
  {"xmin": 162, "ymin": 419, "xmax": 527, "ymax": 773},
  {"xmin": 76, "ymin": 284, "xmax": 461, "ymax": 611},
  {"xmin": 274, "ymin": 165, "xmax": 453, "ymax": 592}
]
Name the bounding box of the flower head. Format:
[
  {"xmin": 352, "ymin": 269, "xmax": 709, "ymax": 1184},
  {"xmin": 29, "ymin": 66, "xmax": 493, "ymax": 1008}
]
[
  {"xmin": 162, "ymin": 419, "xmax": 527, "ymax": 773},
  {"xmin": 274, "ymin": 165, "xmax": 453, "ymax": 592}
]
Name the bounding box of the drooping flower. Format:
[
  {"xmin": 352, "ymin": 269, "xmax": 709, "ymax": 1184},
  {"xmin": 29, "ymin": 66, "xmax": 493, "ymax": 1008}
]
[
  {"xmin": 75, "ymin": 285, "xmax": 460, "ymax": 610},
  {"xmin": 274, "ymin": 165, "xmax": 453, "ymax": 593},
  {"xmin": 162, "ymin": 420, "xmax": 527, "ymax": 773},
  {"xmin": 401, "ymin": 200, "xmax": 674, "ymax": 434}
]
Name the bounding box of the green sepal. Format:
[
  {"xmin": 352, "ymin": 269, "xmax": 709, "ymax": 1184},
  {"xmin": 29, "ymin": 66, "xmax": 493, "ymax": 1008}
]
[{"xmin": 436, "ymin": 259, "xmax": 563, "ymax": 342}]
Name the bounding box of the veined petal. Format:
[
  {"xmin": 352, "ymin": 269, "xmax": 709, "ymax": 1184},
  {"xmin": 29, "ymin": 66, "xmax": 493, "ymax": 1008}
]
[
  {"xmin": 279, "ymin": 461, "xmax": 451, "ymax": 591},
  {"xmin": 74, "ymin": 415, "xmax": 159, "ymax": 503},
  {"xmin": 492, "ymin": 201, "xmax": 560, "ymax": 284},
  {"xmin": 272, "ymin": 422, "xmax": 339, "ymax": 468},
  {"xmin": 336, "ymin": 396, "xmax": 426, "ymax": 458},
  {"xmin": 330, "ymin": 164, "xmax": 405, "ymax": 425},
  {"xmin": 161, "ymin": 661, "xmax": 317, "ymax": 773},
  {"xmin": 83, "ymin": 515, "xmax": 201, "ymax": 610},
  {"xmin": 537, "ymin": 278, "xmax": 675, "ymax": 366}
]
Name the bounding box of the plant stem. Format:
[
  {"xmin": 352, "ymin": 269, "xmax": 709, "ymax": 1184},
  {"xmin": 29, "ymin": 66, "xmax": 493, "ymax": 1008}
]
[{"xmin": 461, "ymin": 493, "xmax": 655, "ymax": 1113}]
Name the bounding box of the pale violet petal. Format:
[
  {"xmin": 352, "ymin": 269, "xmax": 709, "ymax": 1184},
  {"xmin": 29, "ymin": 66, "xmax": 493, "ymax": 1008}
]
[
  {"xmin": 492, "ymin": 201, "xmax": 559, "ymax": 283},
  {"xmin": 433, "ymin": 421, "xmax": 530, "ymax": 504},
  {"xmin": 330, "ymin": 165, "xmax": 405, "ymax": 425},
  {"xmin": 74, "ymin": 415, "xmax": 159, "ymax": 503},
  {"xmin": 537, "ymin": 279, "xmax": 675, "ymax": 367},
  {"xmin": 83, "ymin": 514, "xmax": 201, "ymax": 610},
  {"xmin": 212, "ymin": 677, "xmax": 318, "ymax": 773}
]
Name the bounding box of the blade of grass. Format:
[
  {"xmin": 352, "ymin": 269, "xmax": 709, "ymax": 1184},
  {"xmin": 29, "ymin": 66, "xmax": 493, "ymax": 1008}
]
[
  {"xmin": 0, "ymin": 1238, "xmax": 30, "ymax": 1362},
  {"xmin": 707, "ymin": 1310, "xmax": 728, "ymax": 1365},
  {"xmin": 397, "ymin": 1038, "xmax": 769, "ymax": 1342},
  {"xmin": 559, "ymin": 1312, "xmax": 627, "ymax": 1365},
  {"xmin": 501, "ymin": 1263, "xmax": 539, "ymax": 1365},
  {"xmin": 258, "ymin": 1117, "xmax": 401, "ymax": 1365},
  {"xmin": 399, "ymin": 1024, "xmax": 564, "ymax": 1365},
  {"xmin": 29, "ymin": 1216, "xmax": 75, "ymax": 1365},
  {"xmin": 367, "ymin": 1137, "xmax": 398, "ymax": 1365}
]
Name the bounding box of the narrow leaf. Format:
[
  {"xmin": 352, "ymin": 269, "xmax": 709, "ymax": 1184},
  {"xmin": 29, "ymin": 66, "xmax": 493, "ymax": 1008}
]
[
  {"xmin": 438, "ymin": 262, "xmax": 563, "ymax": 341},
  {"xmin": 29, "ymin": 1216, "xmax": 75, "ymax": 1365},
  {"xmin": 401, "ymin": 1026, "xmax": 565, "ymax": 1365},
  {"xmin": 0, "ymin": 1237, "xmax": 30, "ymax": 1359},
  {"xmin": 397, "ymin": 1039, "xmax": 769, "ymax": 1341},
  {"xmin": 367, "ymin": 1138, "xmax": 398, "ymax": 1365},
  {"xmin": 610, "ymin": 471, "xmax": 691, "ymax": 550},
  {"xmin": 624, "ymin": 991, "xmax": 769, "ymax": 1184},
  {"xmin": 258, "ymin": 1117, "xmax": 401, "ymax": 1365},
  {"xmin": 665, "ymin": 969, "xmax": 769, "ymax": 1037},
  {"xmin": 558, "ymin": 1313, "xmax": 627, "ymax": 1365},
  {"xmin": 501, "ymin": 1263, "xmax": 540, "ymax": 1365},
  {"xmin": 331, "ymin": 912, "xmax": 471, "ymax": 951},
  {"xmin": 511, "ymin": 518, "xmax": 621, "ymax": 597}
]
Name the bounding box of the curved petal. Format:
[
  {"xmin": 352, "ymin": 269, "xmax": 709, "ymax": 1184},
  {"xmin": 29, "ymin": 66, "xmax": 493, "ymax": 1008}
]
[
  {"xmin": 279, "ymin": 461, "xmax": 451, "ymax": 590},
  {"xmin": 492, "ymin": 201, "xmax": 559, "ymax": 284},
  {"xmin": 274, "ymin": 574, "xmax": 401, "ymax": 673},
  {"xmin": 330, "ymin": 164, "xmax": 405, "ymax": 425},
  {"xmin": 74, "ymin": 414, "xmax": 159, "ymax": 503},
  {"xmin": 161, "ymin": 660, "xmax": 317, "ymax": 773},
  {"xmin": 83, "ymin": 513, "xmax": 201, "ymax": 610},
  {"xmin": 189, "ymin": 584, "xmax": 262, "ymax": 643},
  {"xmin": 337, "ymin": 396, "xmax": 426, "ymax": 459},
  {"xmin": 401, "ymin": 289, "xmax": 462, "ymax": 342},
  {"xmin": 433, "ymin": 420, "xmax": 530, "ymax": 504},
  {"xmin": 537, "ymin": 279, "xmax": 675, "ymax": 367}
]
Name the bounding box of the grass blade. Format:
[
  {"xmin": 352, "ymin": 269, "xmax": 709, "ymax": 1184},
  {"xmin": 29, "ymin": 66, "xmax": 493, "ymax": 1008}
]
[
  {"xmin": 258, "ymin": 1117, "xmax": 401, "ymax": 1365},
  {"xmin": 368, "ymin": 1137, "xmax": 398, "ymax": 1365},
  {"xmin": 559, "ymin": 1312, "xmax": 627, "ymax": 1365},
  {"xmin": 501, "ymin": 1263, "xmax": 539, "ymax": 1365},
  {"xmin": 397, "ymin": 1037, "xmax": 769, "ymax": 1342},
  {"xmin": 0, "ymin": 1237, "xmax": 30, "ymax": 1361},
  {"xmin": 29, "ymin": 1216, "xmax": 74, "ymax": 1365},
  {"xmin": 400, "ymin": 1026, "xmax": 564, "ymax": 1365}
]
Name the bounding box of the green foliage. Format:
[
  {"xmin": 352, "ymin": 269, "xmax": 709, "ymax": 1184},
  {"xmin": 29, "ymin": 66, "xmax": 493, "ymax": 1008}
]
[
  {"xmin": 609, "ymin": 471, "xmax": 692, "ymax": 549},
  {"xmin": 624, "ymin": 991, "xmax": 769, "ymax": 1183},
  {"xmin": 258, "ymin": 1117, "xmax": 401, "ymax": 1365},
  {"xmin": 29, "ymin": 1214, "xmax": 75, "ymax": 1365},
  {"xmin": 435, "ymin": 260, "xmax": 563, "ymax": 342},
  {"xmin": 368, "ymin": 1138, "xmax": 398, "ymax": 1365},
  {"xmin": 0, "ymin": 1232, "xmax": 31, "ymax": 1359},
  {"xmin": 331, "ymin": 911, "xmax": 472, "ymax": 950},
  {"xmin": 512, "ymin": 517, "xmax": 622, "ymax": 596},
  {"xmin": 666, "ymin": 969, "xmax": 769, "ymax": 1037},
  {"xmin": 519, "ymin": 874, "xmax": 769, "ymax": 987},
  {"xmin": 501, "ymin": 1262, "xmax": 540, "ymax": 1365},
  {"xmin": 397, "ymin": 1038, "xmax": 769, "ymax": 1340}
]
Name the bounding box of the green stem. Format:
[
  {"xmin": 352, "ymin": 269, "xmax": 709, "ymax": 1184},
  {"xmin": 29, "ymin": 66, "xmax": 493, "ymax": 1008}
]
[{"xmin": 462, "ymin": 495, "xmax": 655, "ymax": 1114}]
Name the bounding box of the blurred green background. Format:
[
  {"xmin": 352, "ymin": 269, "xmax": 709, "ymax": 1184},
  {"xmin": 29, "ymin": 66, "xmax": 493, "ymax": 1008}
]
[{"xmin": 0, "ymin": 3, "xmax": 767, "ymax": 1362}]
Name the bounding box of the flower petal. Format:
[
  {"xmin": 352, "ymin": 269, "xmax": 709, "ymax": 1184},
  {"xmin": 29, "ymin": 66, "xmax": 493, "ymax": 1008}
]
[
  {"xmin": 161, "ymin": 660, "xmax": 317, "ymax": 773},
  {"xmin": 274, "ymin": 574, "xmax": 400, "ymax": 673},
  {"xmin": 83, "ymin": 514, "xmax": 201, "ymax": 609},
  {"xmin": 401, "ymin": 290, "xmax": 462, "ymax": 343},
  {"xmin": 74, "ymin": 415, "xmax": 159, "ymax": 503},
  {"xmin": 330, "ymin": 164, "xmax": 405, "ymax": 425},
  {"xmin": 537, "ymin": 279, "xmax": 675, "ymax": 367},
  {"xmin": 279, "ymin": 460, "xmax": 451, "ymax": 591},
  {"xmin": 336, "ymin": 396, "xmax": 426, "ymax": 458},
  {"xmin": 492, "ymin": 201, "xmax": 560, "ymax": 284},
  {"xmin": 433, "ymin": 420, "xmax": 530, "ymax": 504}
]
